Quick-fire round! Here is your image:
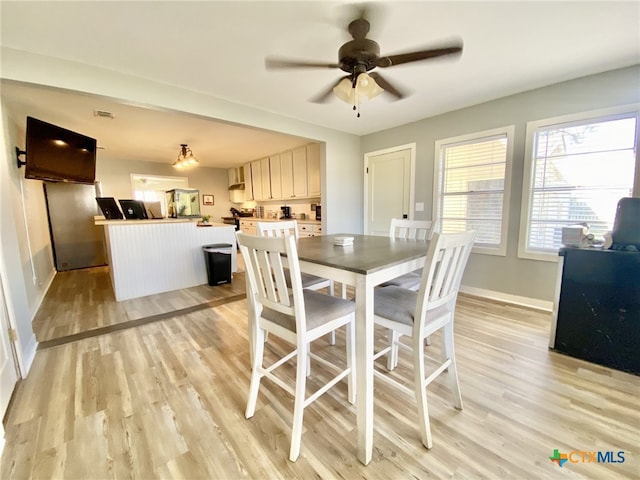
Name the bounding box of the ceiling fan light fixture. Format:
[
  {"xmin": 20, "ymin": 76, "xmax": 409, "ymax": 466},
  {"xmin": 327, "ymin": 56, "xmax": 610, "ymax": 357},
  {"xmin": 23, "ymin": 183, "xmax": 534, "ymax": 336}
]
[
  {"xmin": 173, "ymin": 143, "xmax": 199, "ymax": 169},
  {"xmin": 333, "ymin": 73, "xmax": 383, "ymax": 105}
]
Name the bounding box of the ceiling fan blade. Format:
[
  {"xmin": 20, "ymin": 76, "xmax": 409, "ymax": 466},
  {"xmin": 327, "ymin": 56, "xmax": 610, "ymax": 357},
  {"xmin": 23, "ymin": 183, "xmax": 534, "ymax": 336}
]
[
  {"xmin": 310, "ymin": 76, "xmax": 351, "ymax": 103},
  {"xmin": 368, "ymin": 72, "xmax": 404, "ymax": 100},
  {"xmin": 377, "ymin": 45, "xmax": 463, "ymax": 68},
  {"xmin": 265, "ymin": 57, "xmax": 340, "ymax": 70}
]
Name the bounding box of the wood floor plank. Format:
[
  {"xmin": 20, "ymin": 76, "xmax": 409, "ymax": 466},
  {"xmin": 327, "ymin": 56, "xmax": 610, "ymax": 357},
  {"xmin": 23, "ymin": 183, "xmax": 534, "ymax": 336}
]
[{"xmin": 3, "ymin": 266, "xmax": 640, "ymax": 479}]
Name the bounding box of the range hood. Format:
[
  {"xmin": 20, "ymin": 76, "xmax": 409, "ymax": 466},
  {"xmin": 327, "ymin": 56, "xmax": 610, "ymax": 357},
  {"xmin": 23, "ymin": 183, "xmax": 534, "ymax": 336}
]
[{"xmin": 229, "ymin": 182, "xmax": 245, "ymax": 190}]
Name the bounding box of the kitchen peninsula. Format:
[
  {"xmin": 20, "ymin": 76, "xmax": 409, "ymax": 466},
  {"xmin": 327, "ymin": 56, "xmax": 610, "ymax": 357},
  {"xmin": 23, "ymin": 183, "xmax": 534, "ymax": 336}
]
[{"xmin": 96, "ymin": 218, "xmax": 237, "ymax": 301}]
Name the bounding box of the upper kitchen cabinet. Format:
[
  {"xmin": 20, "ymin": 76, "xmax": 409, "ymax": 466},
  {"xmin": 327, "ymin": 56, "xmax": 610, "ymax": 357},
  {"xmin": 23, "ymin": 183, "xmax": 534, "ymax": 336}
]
[
  {"xmin": 250, "ymin": 159, "xmax": 264, "ymax": 201},
  {"xmin": 281, "ymin": 147, "xmax": 308, "ymax": 199},
  {"xmin": 228, "ymin": 166, "xmax": 245, "ymax": 187},
  {"xmin": 251, "ymin": 157, "xmax": 274, "ymax": 201},
  {"xmin": 307, "ymin": 143, "xmax": 321, "ymax": 197},
  {"xmin": 260, "ymin": 157, "xmax": 272, "ymax": 200},
  {"xmin": 249, "ymin": 143, "xmax": 321, "ymax": 201},
  {"xmin": 243, "ymin": 163, "xmax": 253, "ymax": 201},
  {"xmin": 269, "ymin": 155, "xmax": 282, "ymax": 200},
  {"xmin": 228, "ymin": 165, "xmax": 247, "ymax": 203}
]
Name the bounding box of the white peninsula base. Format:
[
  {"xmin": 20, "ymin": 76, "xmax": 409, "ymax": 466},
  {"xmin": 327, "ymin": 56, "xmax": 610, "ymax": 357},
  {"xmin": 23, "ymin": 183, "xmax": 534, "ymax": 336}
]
[{"xmin": 96, "ymin": 219, "xmax": 237, "ymax": 301}]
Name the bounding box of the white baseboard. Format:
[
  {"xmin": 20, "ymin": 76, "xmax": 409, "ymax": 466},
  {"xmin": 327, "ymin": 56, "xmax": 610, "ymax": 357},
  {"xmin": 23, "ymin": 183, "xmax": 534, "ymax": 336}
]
[
  {"xmin": 460, "ymin": 285, "xmax": 553, "ymax": 312},
  {"xmin": 19, "ymin": 333, "xmax": 38, "ymax": 376},
  {"xmin": 30, "ymin": 270, "xmax": 56, "ymax": 320}
]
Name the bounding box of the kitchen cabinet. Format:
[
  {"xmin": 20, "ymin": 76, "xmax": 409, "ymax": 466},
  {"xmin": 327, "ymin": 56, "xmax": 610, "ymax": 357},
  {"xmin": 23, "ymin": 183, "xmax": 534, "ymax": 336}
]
[
  {"xmin": 239, "ymin": 219, "xmax": 257, "ymax": 235},
  {"xmin": 229, "ymin": 165, "xmax": 248, "ymax": 203},
  {"xmin": 298, "ymin": 222, "xmax": 322, "ymax": 237},
  {"xmin": 281, "ymin": 150, "xmax": 294, "ymax": 199},
  {"xmin": 269, "ymin": 155, "xmax": 282, "ymax": 199},
  {"xmin": 293, "ymin": 148, "xmax": 309, "ymax": 198},
  {"xmin": 239, "ymin": 218, "xmax": 322, "ymax": 237},
  {"xmin": 282, "ymin": 149, "xmax": 308, "ymax": 199},
  {"xmin": 251, "ymin": 159, "xmax": 262, "ymax": 200},
  {"xmin": 250, "ymin": 143, "xmax": 320, "ymax": 201},
  {"xmin": 227, "ymin": 166, "xmax": 244, "ymax": 187},
  {"xmin": 243, "ymin": 163, "xmax": 253, "ymax": 201},
  {"xmin": 307, "ymin": 143, "xmax": 321, "ymax": 197},
  {"xmin": 260, "ymin": 157, "xmax": 272, "ymax": 200}
]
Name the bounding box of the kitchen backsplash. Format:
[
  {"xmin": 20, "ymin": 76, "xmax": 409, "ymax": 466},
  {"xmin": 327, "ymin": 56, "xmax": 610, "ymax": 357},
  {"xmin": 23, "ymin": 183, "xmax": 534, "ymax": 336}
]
[{"xmin": 240, "ymin": 199, "xmax": 321, "ymax": 220}]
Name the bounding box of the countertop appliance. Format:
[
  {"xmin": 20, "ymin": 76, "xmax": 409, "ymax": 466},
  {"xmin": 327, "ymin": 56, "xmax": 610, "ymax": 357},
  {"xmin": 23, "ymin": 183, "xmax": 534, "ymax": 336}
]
[
  {"xmin": 280, "ymin": 206, "xmax": 291, "ymax": 219},
  {"xmin": 222, "ymin": 216, "xmax": 240, "ymax": 230},
  {"xmin": 44, "ymin": 182, "xmax": 107, "ymax": 271},
  {"xmin": 230, "ymin": 207, "xmax": 254, "ymax": 217}
]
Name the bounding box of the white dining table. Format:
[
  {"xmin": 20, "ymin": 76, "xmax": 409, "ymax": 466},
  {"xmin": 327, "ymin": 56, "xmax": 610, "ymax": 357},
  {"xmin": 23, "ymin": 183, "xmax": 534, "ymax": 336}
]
[{"xmin": 295, "ymin": 233, "xmax": 428, "ymax": 465}]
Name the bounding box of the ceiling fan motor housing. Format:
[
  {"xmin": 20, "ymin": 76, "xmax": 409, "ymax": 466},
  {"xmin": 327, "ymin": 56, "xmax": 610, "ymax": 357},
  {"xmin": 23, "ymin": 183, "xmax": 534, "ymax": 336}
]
[{"xmin": 338, "ymin": 39, "xmax": 381, "ymax": 74}]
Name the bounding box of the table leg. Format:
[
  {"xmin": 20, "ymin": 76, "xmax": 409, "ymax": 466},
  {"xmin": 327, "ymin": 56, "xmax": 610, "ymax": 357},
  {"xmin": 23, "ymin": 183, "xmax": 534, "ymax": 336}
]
[{"xmin": 355, "ymin": 274, "xmax": 374, "ymax": 465}]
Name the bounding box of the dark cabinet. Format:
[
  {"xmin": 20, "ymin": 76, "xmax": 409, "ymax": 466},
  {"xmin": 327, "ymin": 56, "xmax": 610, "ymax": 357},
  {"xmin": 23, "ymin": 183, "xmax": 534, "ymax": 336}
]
[{"xmin": 551, "ymin": 247, "xmax": 640, "ymax": 375}]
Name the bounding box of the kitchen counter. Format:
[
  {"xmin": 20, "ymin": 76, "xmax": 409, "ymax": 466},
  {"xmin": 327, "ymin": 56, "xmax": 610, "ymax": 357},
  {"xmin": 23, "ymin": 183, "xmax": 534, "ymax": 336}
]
[
  {"xmin": 95, "ymin": 217, "xmax": 203, "ymax": 226},
  {"xmin": 96, "ymin": 219, "xmax": 237, "ymax": 300},
  {"xmin": 240, "ymin": 217, "xmax": 321, "ymax": 224}
]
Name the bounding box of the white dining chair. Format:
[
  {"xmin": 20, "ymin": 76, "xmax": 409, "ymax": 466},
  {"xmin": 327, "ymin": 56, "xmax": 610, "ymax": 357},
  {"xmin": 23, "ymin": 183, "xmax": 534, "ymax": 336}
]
[
  {"xmin": 379, "ymin": 218, "xmax": 434, "ymax": 291},
  {"xmin": 372, "ymin": 230, "xmax": 476, "ymax": 449},
  {"xmin": 256, "ymin": 220, "xmax": 333, "ymax": 292},
  {"xmin": 257, "ymin": 220, "xmax": 337, "ymax": 345},
  {"xmin": 378, "ymin": 218, "xmax": 436, "ymax": 367},
  {"xmin": 237, "ymin": 232, "xmax": 356, "ymax": 462}
]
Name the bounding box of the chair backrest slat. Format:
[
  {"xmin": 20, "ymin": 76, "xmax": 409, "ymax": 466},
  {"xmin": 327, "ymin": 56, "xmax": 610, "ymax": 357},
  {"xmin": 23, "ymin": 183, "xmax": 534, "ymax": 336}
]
[
  {"xmin": 237, "ymin": 231, "xmax": 306, "ymax": 332},
  {"xmin": 415, "ymin": 230, "xmax": 476, "ymax": 335},
  {"xmin": 257, "ymin": 220, "xmax": 300, "ymax": 239},
  {"xmin": 389, "ymin": 218, "xmax": 434, "ymax": 241}
]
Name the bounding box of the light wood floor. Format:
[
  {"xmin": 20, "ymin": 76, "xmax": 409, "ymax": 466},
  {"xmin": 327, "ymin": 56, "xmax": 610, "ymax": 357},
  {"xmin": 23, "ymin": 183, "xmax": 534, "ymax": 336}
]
[
  {"xmin": 2, "ymin": 269, "xmax": 639, "ymax": 479},
  {"xmin": 32, "ymin": 266, "xmax": 246, "ymax": 343}
]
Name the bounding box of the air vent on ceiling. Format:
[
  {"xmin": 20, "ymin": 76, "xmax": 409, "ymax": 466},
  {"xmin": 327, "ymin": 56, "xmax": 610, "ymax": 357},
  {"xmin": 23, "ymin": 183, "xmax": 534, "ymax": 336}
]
[{"xmin": 94, "ymin": 110, "xmax": 115, "ymax": 119}]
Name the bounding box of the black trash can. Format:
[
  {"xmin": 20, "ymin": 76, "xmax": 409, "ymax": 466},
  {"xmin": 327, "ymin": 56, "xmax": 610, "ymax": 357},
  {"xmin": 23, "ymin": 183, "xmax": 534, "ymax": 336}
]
[{"xmin": 203, "ymin": 243, "xmax": 232, "ymax": 286}]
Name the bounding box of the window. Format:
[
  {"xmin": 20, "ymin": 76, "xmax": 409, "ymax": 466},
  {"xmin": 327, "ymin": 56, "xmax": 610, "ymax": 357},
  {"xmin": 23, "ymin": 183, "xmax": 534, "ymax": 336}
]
[
  {"xmin": 130, "ymin": 174, "xmax": 188, "ymax": 216},
  {"xmin": 519, "ymin": 106, "xmax": 639, "ymax": 261},
  {"xmin": 433, "ymin": 126, "xmax": 514, "ymax": 256}
]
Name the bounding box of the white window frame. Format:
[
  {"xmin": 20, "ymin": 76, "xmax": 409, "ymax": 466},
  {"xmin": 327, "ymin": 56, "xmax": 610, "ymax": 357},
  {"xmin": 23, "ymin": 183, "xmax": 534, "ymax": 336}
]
[
  {"xmin": 433, "ymin": 125, "xmax": 514, "ymax": 256},
  {"xmin": 518, "ymin": 104, "xmax": 640, "ymax": 262}
]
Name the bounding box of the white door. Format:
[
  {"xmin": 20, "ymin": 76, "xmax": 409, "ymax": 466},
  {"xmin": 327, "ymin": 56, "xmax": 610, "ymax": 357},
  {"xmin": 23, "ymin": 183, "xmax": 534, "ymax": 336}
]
[
  {"xmin": 0, "ymin": 271, "xmax": 19, "ymax": 420},
  {"xmin": 365, "ymin": 145, "xmax": 414, "ymax": 236}
]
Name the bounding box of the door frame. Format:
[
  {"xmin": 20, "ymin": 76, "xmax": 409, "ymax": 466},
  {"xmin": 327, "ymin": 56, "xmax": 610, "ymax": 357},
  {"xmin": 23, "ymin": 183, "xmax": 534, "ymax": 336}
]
[{"xmin": 363, "ymin": 143, "xmax": 416, "ymax": 235}]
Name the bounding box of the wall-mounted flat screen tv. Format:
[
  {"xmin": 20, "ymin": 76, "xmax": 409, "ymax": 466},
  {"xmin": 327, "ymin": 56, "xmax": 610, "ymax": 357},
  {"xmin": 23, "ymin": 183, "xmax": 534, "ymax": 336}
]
[{"xmin": 24, "ymin": 116, "xmax": 97, "ymax": 184}]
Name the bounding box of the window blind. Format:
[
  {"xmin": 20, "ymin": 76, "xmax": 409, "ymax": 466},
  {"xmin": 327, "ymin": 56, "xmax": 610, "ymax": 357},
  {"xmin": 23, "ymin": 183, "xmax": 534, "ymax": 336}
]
[
  {"xmin": 526, "ymin": 115, "xmax": 637, "ymax": 252},
  {"xmin": 438, "ymin": 133, "xmax": 509, "ymax": 249}
]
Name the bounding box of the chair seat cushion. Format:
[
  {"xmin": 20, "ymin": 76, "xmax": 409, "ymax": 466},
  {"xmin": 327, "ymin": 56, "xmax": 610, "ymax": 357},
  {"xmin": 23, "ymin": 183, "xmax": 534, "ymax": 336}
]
[
  {"xmin": 283, "ymin": 268, "xmax": 330, "ymax": 289},
  {"xmin": 374, "ymin": 286, "xmax": 450, "ymax": 327},
  {"xmin": 374, "ymin": 286, "xmax": 418, "ymax": 326},
  {"xmin": 379, "ymin": 272, "xmax": 421, "ymax": 290},
  {"xmin": 262, "ymin": 290, "xmax": 355, "ymax": 332}
]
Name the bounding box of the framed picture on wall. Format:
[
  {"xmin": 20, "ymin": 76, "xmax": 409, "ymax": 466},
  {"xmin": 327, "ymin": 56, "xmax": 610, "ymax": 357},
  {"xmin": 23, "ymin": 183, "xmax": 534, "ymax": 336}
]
[{"xmin": 202, "ymin": 194, "xmax": 214, "ymax": 206}]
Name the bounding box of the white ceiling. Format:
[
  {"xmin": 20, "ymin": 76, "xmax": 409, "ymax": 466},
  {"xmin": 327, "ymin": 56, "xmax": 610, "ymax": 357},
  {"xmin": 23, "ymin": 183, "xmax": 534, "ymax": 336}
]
[{"xmin": 1, "ymin": 1, "xmax": 639, "ymax": 168}]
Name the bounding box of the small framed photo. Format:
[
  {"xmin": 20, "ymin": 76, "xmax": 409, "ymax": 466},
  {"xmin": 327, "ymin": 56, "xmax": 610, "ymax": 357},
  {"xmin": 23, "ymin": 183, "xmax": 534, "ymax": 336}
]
[{"xmin": 202, "ymin": 194, "xmax": 214, "ymax": 206}]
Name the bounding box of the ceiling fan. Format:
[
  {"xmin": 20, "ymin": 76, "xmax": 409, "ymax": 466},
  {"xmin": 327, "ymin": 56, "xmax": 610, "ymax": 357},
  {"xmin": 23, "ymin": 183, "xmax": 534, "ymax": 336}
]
[{"xmin": 265, "ymin": 10, "xmax": 463, "ymax": 115}]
